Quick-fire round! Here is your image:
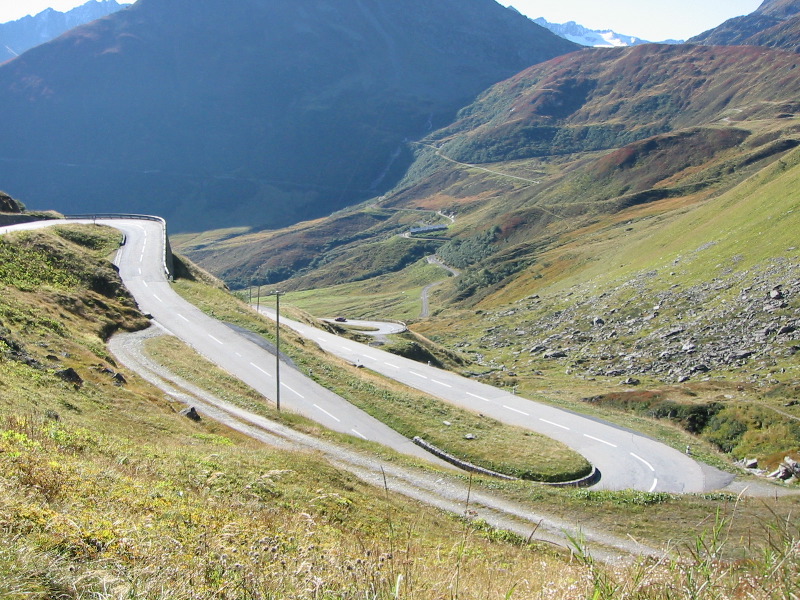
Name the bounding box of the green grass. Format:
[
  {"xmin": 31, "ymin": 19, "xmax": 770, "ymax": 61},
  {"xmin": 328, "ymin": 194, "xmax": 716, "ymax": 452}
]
[
  {"xmin": 283, "ymin": 257, "xmax": 446, "ymax": 321},
  {"xmin": 406, "ymin": 149, "xmax": 800, "ymax": 468},
  {"xmin": 172, "ymin": 278, "xmax": 591, "ymax": 482},
  {"xmin": 2, "ymin": 224, "xmax": 800, "ymax": 598}
]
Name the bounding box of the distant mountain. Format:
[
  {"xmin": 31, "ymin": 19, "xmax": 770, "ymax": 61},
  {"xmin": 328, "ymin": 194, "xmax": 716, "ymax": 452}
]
[
  {"xmin": 689, "ymin": 0, "xmax": 800, "ymax": 51},
  {"xmin": 430, "ymin": 44, "xmax": 800, "ymax": 164},
  {"xmin": 0, "ymin": 0, "xmax": 578, "ymax": 232},
  {"xmin": 179, "ymin": 43, "xmax": 800, "ymax": 288},
  {"xmin": 0, "ymin": 0, "xmax": 128, "ymax": 63},
  {"xmin": 532, "ymin": 17, "xmax": 682, "ymax": 48}
]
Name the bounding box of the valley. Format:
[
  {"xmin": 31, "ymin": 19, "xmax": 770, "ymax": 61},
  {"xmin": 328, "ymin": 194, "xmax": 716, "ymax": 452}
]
[
  {"xmin": 1, "ymin": 0, "xmax": 799, "ymax": 596},
  {"xmin": 172, "ymin": 26, "xmax": 800, "ymax": 485}
]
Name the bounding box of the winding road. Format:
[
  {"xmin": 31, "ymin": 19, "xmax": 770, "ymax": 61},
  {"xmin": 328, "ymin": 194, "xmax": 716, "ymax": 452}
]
[
  {"xmin": 257, "ymin": 305, "xmax": 734, "ymax": 493},
  {"xmin": 1, "ymin": 217, "xmax": 736, "ymax": 494}
]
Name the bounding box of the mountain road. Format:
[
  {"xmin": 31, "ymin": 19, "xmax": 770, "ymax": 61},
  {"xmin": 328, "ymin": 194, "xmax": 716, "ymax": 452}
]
[{"xmin": 1, "ymin": 217, "xmax": 737, "ymax": 494}]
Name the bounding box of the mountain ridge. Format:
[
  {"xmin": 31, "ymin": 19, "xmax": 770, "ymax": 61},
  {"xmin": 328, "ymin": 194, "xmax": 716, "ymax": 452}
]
[
  {"xmin": 689, "ymin": 0, "xmax": 800, "ymax": 50},
  {"xmin": 0, "ymin": 0, "xmax": 127, "ymax": 63},
  {"xmin": 532, "ymin": 17, "xmax": 681, "ymax": 48},
  {"xmin": 0, "ymin": 0, "xmax": 577, "ymax": 232}
]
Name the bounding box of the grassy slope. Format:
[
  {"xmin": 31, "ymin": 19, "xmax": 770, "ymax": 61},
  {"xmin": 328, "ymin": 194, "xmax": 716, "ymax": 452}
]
[
  {"xmin": 171, "ymin": 276, "xmax": 591, "ymax": 482},
  {"xmin": 242, "ymin": 147, "xmax": 800, "ymax": 471},
  {"xmin": 0, "ymin": 228, "xmax": 591, "ymax": 598},
  {"xmin": 1, "ymin": 224, "xmax": 799, "ymax": 598},
  {"xmin": 413, "ymin": 149, "xmax": 800, "ymax": 467}
]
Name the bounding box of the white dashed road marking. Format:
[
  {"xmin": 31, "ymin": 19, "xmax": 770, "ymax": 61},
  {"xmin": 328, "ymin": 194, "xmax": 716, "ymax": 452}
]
[
  {"xmin": 584, "ymin": 434, "xmax": 618, "ymax": 448},
  {"xmin": 540, "ymin": 418, "xmax": 570, "ymax": 431},
  {"xmin": 630, "ymin": 453, "xmax": 655, "ymax": 472},
  {"xmin": 314, "ymin": 404, "xmax": 340, "ymax": 422},
  {"xmin": 250, "ymin": 363, "xmax": 272, "ymax": 377},
  {"xmin": 282, "ymin": 382, "xmax": 304, "ymax": 398}
]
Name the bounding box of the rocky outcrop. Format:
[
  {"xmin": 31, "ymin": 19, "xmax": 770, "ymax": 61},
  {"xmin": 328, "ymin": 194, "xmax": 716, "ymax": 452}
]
[
  {"xmin": 470, "ymin": 257, "xmax": 800, "ymax": 386},
  {"xmin": 768, "ymin": 456, "xmax": 800, "ymax": 481},
  {"xmin": 0, "ymin": 191, "xmax": 24, "ymax": 213}
]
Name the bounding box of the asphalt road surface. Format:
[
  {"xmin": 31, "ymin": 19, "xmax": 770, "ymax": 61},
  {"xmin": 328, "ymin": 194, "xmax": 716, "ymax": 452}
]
[
  {"xmin": 0, "ymin": 218, "xmax": 447, "ymax": 468},
  {"xmin": 258, "ymin": 308, "xmax": 736, "ymax": 493},
  {"xmin": 1, "ymin": 217, "xmax": 735, "ymax": 493}
]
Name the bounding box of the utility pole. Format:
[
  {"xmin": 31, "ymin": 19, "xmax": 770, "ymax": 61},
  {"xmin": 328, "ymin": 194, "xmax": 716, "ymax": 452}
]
[{"xmin": 269, "ymin": 291, "xmax": 285, "ymax": 412}]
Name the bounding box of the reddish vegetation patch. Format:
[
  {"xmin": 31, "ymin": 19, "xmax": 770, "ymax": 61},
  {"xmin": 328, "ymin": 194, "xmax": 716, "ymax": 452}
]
[{"xmin": 591, "ymin": 128, "xmax": 750, "ymax": 183}]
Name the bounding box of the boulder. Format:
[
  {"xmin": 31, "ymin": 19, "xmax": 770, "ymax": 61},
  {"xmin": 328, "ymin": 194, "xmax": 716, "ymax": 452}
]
[
  {"xmin": 768, "ymin": 457, "xmax": 800, "ymax": 480},
  {"xmin": 180, "ymin": 407, "xmax": 202, "ymax": 422},
  {"xmin": 56, "ymin": 368, "xmax": 83, "ymax": 389}
]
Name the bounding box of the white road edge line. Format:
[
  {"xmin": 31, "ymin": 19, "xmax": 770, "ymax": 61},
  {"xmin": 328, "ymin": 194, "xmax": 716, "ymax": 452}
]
[
  {"xmin": 503, "ymin": 405, "xmax": 530, "ymax": 416},
  {"xmin": 540, "ymin": 418, "xmax": 570, "ymax": 430},
  {"xmin": 630, "ymin": 453, "xmax": 656, "ymax": 472},
  {"xmin": 583, "ymin": 434, "xmax": 618, "ymax": 448},
  {"xmin": 649, "ymin": 479, "xmax": 658, "ymax": 493},
  {"xmin": 314, "ymin": 404, "xmax": 340, "ymax": 422},
  {"xmin": 351, "ymin": 429, "xmax": 368, "ymax": 440}
]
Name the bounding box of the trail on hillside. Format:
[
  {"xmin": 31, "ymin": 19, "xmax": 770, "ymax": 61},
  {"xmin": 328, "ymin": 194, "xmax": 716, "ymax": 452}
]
[{"xmin": 420, "ymin": 256, "xmax": 461, "ymax": 318}]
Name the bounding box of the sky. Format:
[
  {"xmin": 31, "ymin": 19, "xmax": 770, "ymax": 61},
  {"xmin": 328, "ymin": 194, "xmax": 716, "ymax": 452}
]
[
  {"xmin": 0, "ymin": 0, "xmax": 766, "ymax": 41},
  {"xmin": 504, "ymin": 0, "xmax": 764, "ymax": 41}
]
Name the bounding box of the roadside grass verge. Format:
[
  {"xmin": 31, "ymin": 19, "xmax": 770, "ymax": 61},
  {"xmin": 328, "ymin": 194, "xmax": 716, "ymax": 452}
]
[
  {"xmin": 283, "ymin": 257, "xmax": 446, "ymax": 321},
  {"xmin": 4, "ymin": 223, "xmax": 800, "ymax": 598},
  {"xmin": 143, "ymin": 332, "xmax": 427, "ymax": 463},
  {"xmin": 411, "ymin": 153, "xmax": 800, "ymax": 468},
  {"xmin": 171, "ymin": 278, "xmax": 591, "ymax": 482},
  {"xmin": 0, "ymin": 224, "xmax": 590, "ymax": 598}
]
